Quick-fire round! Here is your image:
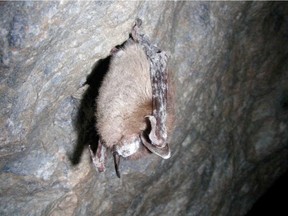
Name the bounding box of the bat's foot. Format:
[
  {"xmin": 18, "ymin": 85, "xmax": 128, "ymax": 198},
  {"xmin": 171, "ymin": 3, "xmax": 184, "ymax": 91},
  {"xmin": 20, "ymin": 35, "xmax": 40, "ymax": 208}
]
[{"xmin": 89, "ymin": 141, "xmax": 107, "ymax": 172}]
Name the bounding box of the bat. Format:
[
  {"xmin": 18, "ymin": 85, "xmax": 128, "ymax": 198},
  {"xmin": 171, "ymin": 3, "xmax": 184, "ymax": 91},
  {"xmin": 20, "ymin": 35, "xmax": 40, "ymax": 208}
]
[{"xmin": 89, "ymin": 18, "xmax": 174, "ymax": 178}]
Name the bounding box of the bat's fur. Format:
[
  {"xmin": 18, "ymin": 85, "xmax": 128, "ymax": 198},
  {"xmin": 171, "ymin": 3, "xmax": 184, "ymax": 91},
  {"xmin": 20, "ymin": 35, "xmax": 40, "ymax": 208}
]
[
  {"xmin": 96, "ymin": 41, "xmax": 174, "ymax": 160},
  {"xmin": 96, "ymin": 42, "xmax": 152, "ymax": 159}
]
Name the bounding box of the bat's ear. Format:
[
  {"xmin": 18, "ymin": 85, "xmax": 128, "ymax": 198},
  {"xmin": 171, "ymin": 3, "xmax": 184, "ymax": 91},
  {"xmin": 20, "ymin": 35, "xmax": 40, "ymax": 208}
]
[{"xmin": 140, "ymin": 132, "xmax": 171, "ymax": 159}]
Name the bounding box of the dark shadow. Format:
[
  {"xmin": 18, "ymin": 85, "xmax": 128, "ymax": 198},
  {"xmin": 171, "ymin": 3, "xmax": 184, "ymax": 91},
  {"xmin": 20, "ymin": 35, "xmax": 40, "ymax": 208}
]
[
  {"xmin": 69, "ymin": 38, "xmax": 132, "ymax": 165},
  {"xmin": 69, "ymin": 55, "xmax": 112, "ymax": 165},
  {"xmin": 245, "ymin": 170, "xmax": 288, "ymax": 215}
]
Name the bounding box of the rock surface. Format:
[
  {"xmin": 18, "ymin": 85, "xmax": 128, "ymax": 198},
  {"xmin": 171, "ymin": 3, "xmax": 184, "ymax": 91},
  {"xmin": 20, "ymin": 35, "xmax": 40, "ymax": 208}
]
[{"xmin": 0, "ymin": 1, "xmax": 288, "ymax": 215}]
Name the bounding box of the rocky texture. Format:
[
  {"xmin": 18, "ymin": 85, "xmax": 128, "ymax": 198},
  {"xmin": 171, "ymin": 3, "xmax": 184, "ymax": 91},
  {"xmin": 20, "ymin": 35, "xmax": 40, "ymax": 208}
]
[{"xmin": 0, "ymin": 1, "xmax": 287, "ymax": 215}]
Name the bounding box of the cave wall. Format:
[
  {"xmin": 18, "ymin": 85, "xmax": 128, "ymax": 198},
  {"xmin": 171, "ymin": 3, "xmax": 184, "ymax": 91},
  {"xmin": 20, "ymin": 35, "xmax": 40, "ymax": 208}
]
[{"xmin": 0, "ymin": 1, "xmax": 288, "ymax": 215}]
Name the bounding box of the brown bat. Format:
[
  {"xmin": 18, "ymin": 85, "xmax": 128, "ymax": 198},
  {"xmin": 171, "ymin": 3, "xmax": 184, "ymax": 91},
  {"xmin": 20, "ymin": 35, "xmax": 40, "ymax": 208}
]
[{"xmin": 89, "ymin": 19, "xmax": 174, "ymax": 178}]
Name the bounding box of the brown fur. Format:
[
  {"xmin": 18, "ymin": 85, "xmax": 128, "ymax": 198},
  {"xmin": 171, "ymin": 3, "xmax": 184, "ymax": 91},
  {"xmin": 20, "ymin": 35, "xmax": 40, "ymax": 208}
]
[
  {"xmin": 96, "ymin": 43, "xmax": 152, "ymax": 147},
  {"xmin": 96, "ymin": 42, "xmax": 174, "ymax": 159}
]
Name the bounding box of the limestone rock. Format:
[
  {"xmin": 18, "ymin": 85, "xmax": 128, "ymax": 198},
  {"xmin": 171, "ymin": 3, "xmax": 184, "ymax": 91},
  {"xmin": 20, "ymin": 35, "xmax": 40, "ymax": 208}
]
[{"xmin": 0, "ymin": 1, "xmax": 287, "ymax": 215}]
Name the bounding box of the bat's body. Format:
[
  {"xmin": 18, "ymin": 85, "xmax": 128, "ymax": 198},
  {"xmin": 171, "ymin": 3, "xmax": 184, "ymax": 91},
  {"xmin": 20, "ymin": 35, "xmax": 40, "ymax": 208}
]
[
  {"xmin": 89, "ymin": 19, "xmax": 173, "ymax": 177},
  {"xmin": 96, "ymin": 43, "xmax": 152, "ymax": 159}
]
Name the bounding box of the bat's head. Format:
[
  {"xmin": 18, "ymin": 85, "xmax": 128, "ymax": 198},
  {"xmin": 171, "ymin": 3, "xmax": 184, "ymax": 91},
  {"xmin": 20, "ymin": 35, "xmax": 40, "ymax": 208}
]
[
  {"xmin": 114, "ymin": 130, "xmax": 171, "ymax": 160},
  {"xmin": 113, "ymin": 135, "xmax": 150, "ymax": 178},
  {"xmin": 114, "ymin": 136, "xmax": 142, "ymax": 158}
]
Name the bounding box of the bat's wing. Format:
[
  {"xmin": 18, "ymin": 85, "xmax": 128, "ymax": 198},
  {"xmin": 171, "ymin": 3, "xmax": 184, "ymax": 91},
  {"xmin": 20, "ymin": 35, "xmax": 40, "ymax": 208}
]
[{"xmin": 132, "ymin": 19, "xmax": 171, "ymax": 159}]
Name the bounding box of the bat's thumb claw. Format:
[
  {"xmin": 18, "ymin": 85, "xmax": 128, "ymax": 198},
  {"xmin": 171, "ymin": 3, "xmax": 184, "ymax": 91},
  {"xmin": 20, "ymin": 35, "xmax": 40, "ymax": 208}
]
[
  {"xmin": 131, "ymin": 18, "xmax": 143, "ymax": 42},
  {"xmin": 135, "ymin": 18, "xmax": 142, "ymax": 28}
]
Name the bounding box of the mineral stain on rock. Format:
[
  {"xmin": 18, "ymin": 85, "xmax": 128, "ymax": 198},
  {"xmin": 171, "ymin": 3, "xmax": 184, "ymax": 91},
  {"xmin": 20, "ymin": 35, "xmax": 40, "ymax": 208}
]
[{"xmin": 8, "ymin": 14, "xmax": 27, "ymax": 48}]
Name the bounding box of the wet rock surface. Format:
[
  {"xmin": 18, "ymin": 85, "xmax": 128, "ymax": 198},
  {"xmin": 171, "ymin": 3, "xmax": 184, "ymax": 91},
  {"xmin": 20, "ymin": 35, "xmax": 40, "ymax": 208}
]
[{"xmin": 0, "ymin": 1, "xmax": 287, "ymax": 215}]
